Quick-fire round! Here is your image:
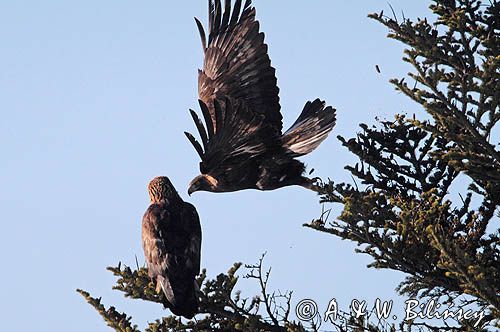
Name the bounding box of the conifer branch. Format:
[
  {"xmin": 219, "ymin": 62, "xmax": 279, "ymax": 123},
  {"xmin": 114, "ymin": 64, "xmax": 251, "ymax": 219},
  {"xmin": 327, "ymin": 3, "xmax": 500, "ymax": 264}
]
[{"xmin": 308, "ymin": 1, "xmax": 499, "ymax": 329}]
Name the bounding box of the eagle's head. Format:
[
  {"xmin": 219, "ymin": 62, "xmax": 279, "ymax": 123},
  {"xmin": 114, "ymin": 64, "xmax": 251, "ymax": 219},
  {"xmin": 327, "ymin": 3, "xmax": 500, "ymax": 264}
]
[
  {"xmin": 188, "ymin": 174, "xmax": 218, "ymax": 195},
  {"xmin": 148, "ymin": 176, "xmax": 179, "ymax": 204}
]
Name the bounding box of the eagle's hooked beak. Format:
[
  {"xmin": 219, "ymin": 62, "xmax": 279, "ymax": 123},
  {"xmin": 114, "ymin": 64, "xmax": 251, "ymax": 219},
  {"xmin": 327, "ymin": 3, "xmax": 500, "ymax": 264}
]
[
  {"xmin": 187, "ymin": 183, "xmax": 197, "ymax": 196},
  {"xmin": 187, "ymin": 176, "xmax": 202, "ymax": 196},
  {"xmin": 187, "ymin": 174, "xmax": 218, "ymax": 195}
]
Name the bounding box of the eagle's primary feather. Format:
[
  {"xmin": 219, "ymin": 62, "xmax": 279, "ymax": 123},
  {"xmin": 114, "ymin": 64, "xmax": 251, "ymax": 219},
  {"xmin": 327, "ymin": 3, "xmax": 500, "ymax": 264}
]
[
  {"xmin": 142, "ymin": 176, "xmax": 202, "ymax": 318},
  {"xmin": 186, "ymin": 0, "xmax": 336, "ymax": 194},
  {"xmin": 197, "ymin": 0, "xmax": 282, "ymax": 130}
]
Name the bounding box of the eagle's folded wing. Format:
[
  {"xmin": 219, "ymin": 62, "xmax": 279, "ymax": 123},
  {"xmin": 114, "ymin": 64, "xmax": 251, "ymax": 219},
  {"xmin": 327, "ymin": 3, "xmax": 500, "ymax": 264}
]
[
  {"xmin": 183, "ymin": 202, "xmax": 202, "ymax": 275},
  {"xmin": 142, "ymin": 206, "xmax": 169, "ymax": 280}
]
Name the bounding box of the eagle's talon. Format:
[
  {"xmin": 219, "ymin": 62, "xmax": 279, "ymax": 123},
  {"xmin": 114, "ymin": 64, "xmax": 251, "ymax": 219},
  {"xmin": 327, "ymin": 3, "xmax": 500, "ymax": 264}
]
[
  {"xmin": 306, "ymin": 177, "xmax": 324, "ymax": 192},
  {"xmin": 311, "ymin": 177, "xmax": 323, "ymax": 186}
]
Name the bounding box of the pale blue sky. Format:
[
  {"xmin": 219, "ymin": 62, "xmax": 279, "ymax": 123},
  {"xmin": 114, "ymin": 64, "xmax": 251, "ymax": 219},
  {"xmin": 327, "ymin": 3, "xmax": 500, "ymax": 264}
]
[{"xmin": 1, "ymin": 1, "xmax": 434, "ymax": 330}]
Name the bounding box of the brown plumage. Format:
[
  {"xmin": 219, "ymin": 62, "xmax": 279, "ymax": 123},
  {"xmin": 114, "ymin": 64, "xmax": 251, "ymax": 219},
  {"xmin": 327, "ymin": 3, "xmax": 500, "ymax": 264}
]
[
  {"xmin": 142, "ymin": 176, "xmax": 202, "ymax": 318},
  {"xmin": 185, "ymin": 0, "xmax": 336, "ymax": 194}
]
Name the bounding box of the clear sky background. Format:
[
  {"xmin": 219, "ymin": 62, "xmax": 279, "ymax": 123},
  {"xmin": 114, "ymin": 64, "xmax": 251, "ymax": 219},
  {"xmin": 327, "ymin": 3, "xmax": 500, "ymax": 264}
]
[{"xmin": 1, "ymin": 1, "xmax": 436, "ymax": 330}]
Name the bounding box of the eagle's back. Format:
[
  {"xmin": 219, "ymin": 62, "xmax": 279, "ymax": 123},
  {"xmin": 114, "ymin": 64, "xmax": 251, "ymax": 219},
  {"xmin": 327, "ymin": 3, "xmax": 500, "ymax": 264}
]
[{"xmin": 141, "ymin": 200, "xmax": 201, "ymax": 318}]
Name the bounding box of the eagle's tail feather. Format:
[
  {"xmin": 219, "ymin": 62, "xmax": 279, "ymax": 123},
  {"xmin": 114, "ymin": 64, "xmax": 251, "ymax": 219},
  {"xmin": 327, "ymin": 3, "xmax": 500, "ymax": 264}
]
[
  {"xmin": 158, "ymin": 276, "xmax": 175, "ymax": 305},
  {"xmin": 282, "ymin": 99, "xmax": 336, "ymax": 157},
  {"xmin": 158, "ymin": 276, "xmax": 198, "ymax": 319}
]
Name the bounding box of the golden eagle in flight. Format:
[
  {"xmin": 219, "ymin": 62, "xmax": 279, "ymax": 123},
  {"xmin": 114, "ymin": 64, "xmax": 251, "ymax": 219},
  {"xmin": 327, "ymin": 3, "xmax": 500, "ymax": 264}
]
[
  {"xmin": 185, "ymin": 0, "xmax": 336, "ymax": 194},
  {"xmin": 142, "ymin": 176, "xmax": 202, "ymax": 318}
]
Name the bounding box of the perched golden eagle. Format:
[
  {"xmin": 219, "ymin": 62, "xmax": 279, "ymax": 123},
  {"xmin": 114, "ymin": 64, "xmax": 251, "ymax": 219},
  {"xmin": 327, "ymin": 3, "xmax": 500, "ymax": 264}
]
[
  {"xmin": 142, "ymin": 176, "xmax": 202, "ymax": 318},
  {"xmin": 185, "ymin": 0, "xmax": 336, "ymax": 194}
]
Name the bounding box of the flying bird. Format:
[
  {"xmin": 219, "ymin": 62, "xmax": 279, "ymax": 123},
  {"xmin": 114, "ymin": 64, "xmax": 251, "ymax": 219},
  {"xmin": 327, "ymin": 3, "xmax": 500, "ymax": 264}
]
[
  {"xmin": 142, "ymin": 176, "xmax": 202, "ymax": 318},
  {"xmin": 185, "ymin": 0, "xmax": 336, "ymax": 194}
]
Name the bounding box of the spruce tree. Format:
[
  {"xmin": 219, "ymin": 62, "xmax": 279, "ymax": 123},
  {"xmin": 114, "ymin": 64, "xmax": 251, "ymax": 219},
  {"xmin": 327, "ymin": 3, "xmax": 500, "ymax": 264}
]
[{"xmin": 308, "ymin": 0, "xmax": 499, "ymax": 330}]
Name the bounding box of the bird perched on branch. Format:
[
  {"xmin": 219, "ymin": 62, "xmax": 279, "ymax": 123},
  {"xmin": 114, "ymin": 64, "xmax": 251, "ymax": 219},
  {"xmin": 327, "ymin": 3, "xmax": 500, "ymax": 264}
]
[
  {"xmin": 142, "ymin": 176, "xmax": 202, "ymax": 319},
  {"xmin": 185, "ymin": 0, "xmax": 336, "ymax": 195}
]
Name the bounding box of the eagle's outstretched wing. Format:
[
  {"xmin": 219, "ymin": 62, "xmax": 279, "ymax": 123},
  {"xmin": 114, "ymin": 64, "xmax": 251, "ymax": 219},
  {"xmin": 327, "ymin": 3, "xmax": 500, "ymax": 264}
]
[
  {"xmin": 196, "ymin": 0, "xmax": 282, "ymax": 132},
  {"xmin": 185, "ymin": 98, "xmax": 277, "ymax": 176}
]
